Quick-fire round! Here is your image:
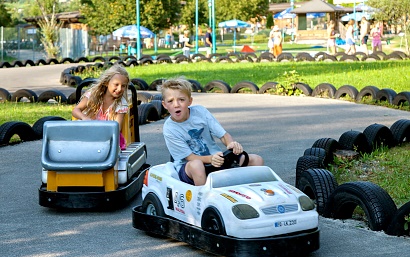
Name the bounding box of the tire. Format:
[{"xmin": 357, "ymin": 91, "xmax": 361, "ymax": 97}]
[
  {"xmin": 11, "ymin": 89, "xmax": 38, "ymax": 103},
  {"xmin": 230, "ymin": 81, "xmax": 259, "ymax": 94},
  {"xmin": 204, "ymin": 80, "xmax": 231, "ymax": 93},
  {"xmin": 216, "ymin": 56, "xmax": 233, "ymax": 63},
  {"xmin": 295, "ymin": 82, "xmax": 312, "ymax": 96},
  {"xmin": 312, "ymin": 138, "xmax": 340, "ymax": 165},
  {"xmin": 60, "ymin": 57, "xmax": 75, "ymax": 64},
  {"xmin": 323, "ymin": 181, "xmax": 397, "ymax": 231},
  {"xmin": 355, "ymin": 86, "xmax": 379, "ymax": 102},
  {"xmin": 245, "ymin": 53, "xmax": 258, "ymax": 62},
  {"xmin": 276, "ymin": 53, "xmax": 294, "ymax": 62},
  {"xmin": 38, "ymin": 90, "xmax": 68, "ymax": 103},
  {"xmin": 122, "ymin": 55, "xmax": 137, "ymax": 62},
  {"xmin": 322, "ymin": 54, "xmax": 338, "ymax": 62},
  {"xmin": 46, "ymin": 58, "xmax": 59, "ymax": 65},
  {"xmin": 311, "ymin": 83, "xmax": 336, "ymax": 98},
  {"xmin": 32, "ymin": 116, "xmax": 66, "ymax": 139},
  {"xmin": 140, "ymin": 58, "xmax": 154, "ymax": 65},
  {"xmin": 131, "ymin": 78, "xmax": 149, "ymax": 90},
  {"xmin": 23, "ymin": 60, "xmax": 36, "ymax": 67},
  {"xmin": 11, "ymin": 60, "xmax": 24, "ymax": 67},
  {"xmin": 295, "ymin": 155, "xmax": 324, "ymax": 184},
  {"xmin": 373, "ymin": 51, "xmax": 387, "ymax": 60},
  {"xmin": 303, "ymin": 147, "xmax": 327, "ymax": 164},
  {"xmin": 75, "ymin": 56, "xmax": 90, "ymax": 63},
  {"xmin": 35, "ymin": 59, "xmax": 47, "ymax": 66},
  {"xmin": 353, "ymin": 52, "xmax": 367, "ymax": 60},
  {"xmin": 156, "ymin": 56, "xmax": 172, "ymax": 64},
  {"xmin": 258, "ymin": 52, "xmax": 275, "ymax": 62},
  {"xmin": 191, "ymin": 53, "xmax": 211, "ymax": 63},
  {"xmin": 363, "ymin": 123, "xmax": 396, "ymax": 149},
  {"xmin": 150, "ymin": 99, "xmax": 165, "ymax": 117},
  {"xmin": 338, "ymin": 130, "xmax": 371, "ymax": 154},
  {"xmin": 0, "ymin": 88, "xmax": 11, "ymax": 102},
  {"xmin": 0, "ymin": 61, "xmax": 12, "ymax": 68},
  {"xmin": 390, "ymin": 119, "xmax": 410, "ymax": 145},
  {"xmin": 334, "ymin": 85, "xmax": 359, "ymax": 100},
  {"xmin": 68, "ymin": 75, "xmax": 82, "ymax": 87},
  {"xmin": 108, "ymin": 56, "xmax": 121, "ymax": 62},
  {"xmin": 201, "ymin": 207, "xmax": 226, "ymax": 235},
  {"xmin": 187, "ymin": 79, "xmax": 203, "ymax": 92},
  {"xmin": 126, "ymin": 59, "xmax": 139, "ymax": 67},
  {"xmin": 148, "ymin": 79, "xmax": 166, "ymax": 91},
  {"xmin": 296, "ymin": 168, "xmax": 338, "ymax": 215},
  {"xmin": 362, "ymin": 54, "xmax": 380, "ymax": 62},
  {"xmin": 386, "ymin": 53, "xmax": 403, "ymax": 60},
  {"xmin": 138, "ymin": 103, "xmax": 160, "ymax": 125},
  {"xmin": 0, "ymin": 121, "xmax": 37, "ymax": 145},
  {"xmin": 392, "ymin": 92, "xmax": 410, "ymax": 107},
  {"xmin": 67, "ymin": 91, "xmax": 78, "ymax": 104},
  {"xmin": 376, "ymin": 88, "xmax": 397, "ymax": 104},
  {"xmin": 386, "ymin": 201, "xmax": 410, "ymax": 236},
  {"xmin": 137, "ymin": 92, "xmax": 153, "ymax": 105},
  {"xmin": 175, "ymin": 55, "xmax": 192, "ymax": 63},
  {"xmin": 142, "ymin": 193, "xmax": 165, "ymax": 217},
  {"xmin": 75, "ymin": 65, "xmax": 86, "ymax": 73},
  {"xmin": 295, "ymin": 52, "xmax": 315, "ymax": 62},
  {"xmin": 339, "ymin": 55, "xmax": 359, "ymax": 62},
  {"xmin": 91, "ymin": 56, "xmax": 106, "ymax": 63},
  {"xmin": 258, "ymin": 82, "xmax": 278, "ymax": 94},
  {"xmin": 314, "ymin": 51, "xmax": 327, "ymax": 60}
]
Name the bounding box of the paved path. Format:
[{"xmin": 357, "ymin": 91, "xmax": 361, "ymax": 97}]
[{"xmin": 0, "ymin": 64, "xmax": 409, "ymax": 257}]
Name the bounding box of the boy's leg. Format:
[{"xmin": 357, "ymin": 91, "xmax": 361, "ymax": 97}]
[{"xmin": 185, "ymin": 159, "xmax": 207, "ymax": 186}]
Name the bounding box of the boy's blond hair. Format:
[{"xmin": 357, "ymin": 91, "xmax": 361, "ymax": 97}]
[{"xmin": 160, "ymin": 77, "xmax": 192, "ymax": 98}]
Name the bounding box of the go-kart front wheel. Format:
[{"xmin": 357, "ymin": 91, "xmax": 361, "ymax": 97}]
[
  {"xmin": 142, "ymin": 193, "xmax": 165, "ymax": 217},
  {"xmin": 201, "ymin": 207, "xmax": 226, "ymax": 235}
]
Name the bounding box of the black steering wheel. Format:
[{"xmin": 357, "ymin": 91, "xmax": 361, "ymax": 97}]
[{"xmin": 220, "ymin": 149, "xmax": 249, "ymax": 169}]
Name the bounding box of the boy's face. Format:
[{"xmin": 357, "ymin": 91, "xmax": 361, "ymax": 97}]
[{"xmin": 162, "ymin": 88, "xmax": 192, "ymax": 122}]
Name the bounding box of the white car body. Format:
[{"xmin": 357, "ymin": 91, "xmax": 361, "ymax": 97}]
[{"xmin": 142, "ymin": 162, "xmax": 319, "ymax": 239}]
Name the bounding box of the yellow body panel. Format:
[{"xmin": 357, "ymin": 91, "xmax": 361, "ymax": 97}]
[{"xmin": 47, "ymin": 168, "xmax": 118, "ymax": 192}]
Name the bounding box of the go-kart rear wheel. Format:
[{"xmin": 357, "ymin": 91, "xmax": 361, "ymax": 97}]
[
  {"xmin": 201, "ymin": 207, "xmax": 226, "ymax": 235},
  {"xmin": 142, "ymin": 193, "xmax": 165, "ymax": 217}
]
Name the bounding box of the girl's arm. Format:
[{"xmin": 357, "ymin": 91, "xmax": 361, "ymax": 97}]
[
  {"xmin": 72, "ymin": 97, "xmax": 91, "ymax": 120},
  {"xmin": 115, "ymin": 113, "xmax": 126, "ymax": 132}
]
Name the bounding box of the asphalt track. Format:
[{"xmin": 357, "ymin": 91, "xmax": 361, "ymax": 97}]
[{"xmin": 1, "ymin": 64, "xmax": 409, "ymax": 257}]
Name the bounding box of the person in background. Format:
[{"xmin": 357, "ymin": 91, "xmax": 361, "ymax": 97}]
[
  {"xmin": 204, "ymin": 27, "xmax": 213, "ymax": 58},
  {"xmin": 72, "ymin": 64, "xmax": 129, "ymax": 150},
  {"xmin": 165, "ymin": 31, "xmax": 171, "ymax": 48},
  {"xmin": 270, "ymin": 25, "xmax": 282, "ymax": 58},
  {"xmin": 370, "ymin": 22, "xmax": 383, "ymax": 53},
  {"xmin": 359, "ymin": 17, "xmax": 370, "ymax": 55},
  {"xmin": 327, "ymin": 20, "xmax": 338, "ymax": 55},
  {"xmin": 345, "ymin": 19, "xmax": 356, "ymax": 55},
  {"xmin": 182, "ymin": 30, "xmax": 194, "ymax": 58},
  {"xmin": 160, "ymin": 78, "xmax": 264, "ymax": 186}
]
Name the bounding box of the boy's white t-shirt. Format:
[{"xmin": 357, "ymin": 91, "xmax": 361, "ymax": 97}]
[{"xmin": 163, "ymin": 105, "xmax": 226, "ymax": 171}]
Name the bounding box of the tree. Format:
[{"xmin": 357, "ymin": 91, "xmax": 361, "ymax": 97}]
[
  {"xmin": 0, "ymin": 2, "xmax": 12, "ymax": 26},
  {"xmin": 367, "ymin": 0, "xmax": 410, "ymax": 54},
  {"xmin": 215, "ymin": 0, "xmax": 268, "ymax": 23},
  {"xmin": 179, "ymin": 0, "xmax": 208, "ymax": 33},
  {"xmin": 266, "ymin": 12, "xmax": 274, "ymax": 29}
]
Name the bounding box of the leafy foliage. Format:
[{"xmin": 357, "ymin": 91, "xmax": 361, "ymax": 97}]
[{"xmin": 0, "ymin": 2, "xmax": 12, "ymax": 26}]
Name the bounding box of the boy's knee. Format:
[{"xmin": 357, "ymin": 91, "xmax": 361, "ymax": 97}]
[{"xmin": 249, "ymin": 154, "xmax": 264, "ymax": 166}]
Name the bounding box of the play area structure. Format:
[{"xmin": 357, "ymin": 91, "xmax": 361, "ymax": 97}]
[{"xmin": 39, "ymin": 84, "xmax": 149, "ymax": 209}]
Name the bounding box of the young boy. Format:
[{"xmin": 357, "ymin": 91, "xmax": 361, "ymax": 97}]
[{"xmin": 160, "ymin": 78, "xmax": 264, "ymax": 186}]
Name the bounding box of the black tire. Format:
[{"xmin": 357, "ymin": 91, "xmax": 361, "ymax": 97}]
[
  {"xmin": 295, "ymin": 82, "xmax": 312, "ymax": 96},
  {"xmin": 355, "ymin": 86, "xmax": 379, "ymax": 102},
  {"xmin": 0, "ymin": 61, "xmax": 12, "ymax": 68},
  {"xmin": 390, "ymin": 119, "xmax": 410, "ymax": 145},
  {"xmin": 245, "ymin": 53, "xmax": 258, "ymax": 62},
  {"xmin": 322, "ymin": 54, "xmax": 338, "ymax": 62},
  {"xmin": 303, "ymin": 147, "xmax": 327, "ymax": 164},
  {"xmin": 295, "ymin": 52, "xmax": 315, "ymax": 62},
  {"xmin": 353, "ymin": 52, "xmax": 367, "ymax": 60},
  {"xmin": 60, "ymin": 57, "xmax": 75, "ymax": 64},
  {"xmin": 32, "ymin": 116, "xmax": 66, "ymax": 139},
  {"xmin": 148, "ymin": 78, "xmax": 166, "ymax": 91},
  {"xmin": 323, "ymin": 181, "xmax": 397, "ymax": 231},
  {"xmin": 204, "ymin": 80, "xmax": 231, "ymax": 93},
  {"xmin": 295, "ymin": 155, "xmax": 324, "ymax": 184},
  {"xmin": 126, "ymin": 59, "xmax": 139, "ymax": 67},
  {"xmin": 11, "ymin": 60, "xmax": 24, "ymax": 67},
  {"xmin": 312, "ymin": 138, "xmax": 340, "ymax": 165},
  {"xmin": 38, "ymin": 90, "xmax": 68, "ymax": 103},
  {"xmin": 46, "ymin": 58, "xmax": 59, "ymax": 65},
  {"xmin": 68, "ymin": 75, "xmax": 82, "ymax": 87},
  {"xmin": 35, "ymin": 59, "xmax": 47, "ymax": 66},
  {"xmin": 104, "ymin": 61, "xmax": 114, "ymax": 68},
  {"xmin": 314, "ymin": 51, "xmax": 327, "ymax": 60},
  {"xmin": 0, "ymin": 121, "xmax": 37, "ymax": 145},
  {"xmin": 67, "ymin": 91, "xmax": 78, "ymax": 104},
  {"xmin": 137, "ymin": 92, "xmax": 153, "ymax": 105},
  {"xmin": 230, "ymin": 81, "xmax": 259, "ymax": 94},
  {"xmin": 258, "ymin": 82, "xmax": 278, "ymax": 94},
  {"xmin": 108, "ymin": 56, "xmax": 121, "ymax": 62},
  {"xmin": 311, "ymin": 83, "xmax": 336, "ymax": 98},
  {"xmin": 131, "ymin": 78, "xmax": 149, "ymax": 90},
  {"xmin": 140, "ymin": 58, "xmax": 154, "ymax": 65},
  {"xmin": 338, "ymin": 130, "xmax": 371, "ymax": 154},
  {"xmin": 0, "ymin": 88, "xmax": 11, "ymax": 102},
  {"xmin": 363, "ymin": 123, "xmax": 396, "ymax": 149},
  {"xmin": 216, "ymin": 56, "xmax": 233, "ymax": 63},
  {"xmin": 187, "ymin": 79, "xmax": 203, "ymax": 92},
  {"xmin": 138, "ymin": 103, "xmax": 160, "ymax": 125},
  {"xmin": 376, "ymin": 88, "xmax": 397, "ymax": 104},
  {"xmin": 373, "ymin": 51, "xmax": 387, "ymax": 60},
  {"xmin": 122, "ymin": 55, "xmax": 137, "ymax": 62},
  {"xmin": 191, "ymin": 53, "xmax": 211, "ymax": 63},
  {"xmin": 11, "ymin": 89, "xmax": 38, "ymax": 103},
  {"xmin": 362, "ymin": 54, "xmax": 380, "ymax": 62},
  {"xmin": 296, "ymin": 168, "xmax": 338, "ymax": 215},
  {"xmin": 156, "ymin": 56, "xmax": 172, "ymax": 64},
  {"xmin": 75, "ymin": 56, "xmax": 90, "ymax": 63},
  {"xmin": 75, "ymin": 65, "xmax": 86, "ymax": 73},
  {"xmin": 23, "ymin": 59, "xmax": 36, "ymax": 67},
  {"xmin": 258, "ymin": 52, "xmax": 275, "ymax": 62},
  {"xmin": 386, "ymin": 53, "xmax": 403, "ymax": 60},
  {"xmin": 142, "ymin": 193, "xmax": 165, "ymax": 217},
  {"xmin": 339, "ymin": 55, "xmax": 359, "ymax": 62},
  {"xmin": 334, "ymin": 85, "xmax": 359, "ymax": 100},
  {"xmin": 201, "ymin": 207, "xmax": 226, "ymax": 235},
  {"xmin": 276, "ymin": 52, "xmax": 294, "ymax": 62},
  {"xmin": 175, "ymin": 55, "xmax": 192, "ymax": 63},
  {"xmin": 391, "ymin": 51, "xmax": 408, "ymax": 59},
  {"xmin": 386, "ymin": 201, "xmax": 410, "ymax": 236},
  {"xmin": 150, "ymin": 99, "xmax": 165, "ymax": 117},
  {"xmin": 392, "ymin": 91, "xmax": 410, "ymax": 107}
]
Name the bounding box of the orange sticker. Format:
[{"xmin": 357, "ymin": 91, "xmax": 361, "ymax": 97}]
[{"xmin": 186, "ymin": 190, "xmax": 192, "ymax": 202}]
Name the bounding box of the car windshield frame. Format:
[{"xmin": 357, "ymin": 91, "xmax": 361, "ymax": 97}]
[{"xmin": 210, "ymin": 166, "xmax": 278, "ymax": 188}]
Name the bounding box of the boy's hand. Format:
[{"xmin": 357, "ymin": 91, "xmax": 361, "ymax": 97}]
[
  {"xmin": 227, "ymin": 141, "xmax": 243, "ymax": 155},
  {"xmin": 211, "ymin": 152, "xmax": 224, "ymax": 167}
]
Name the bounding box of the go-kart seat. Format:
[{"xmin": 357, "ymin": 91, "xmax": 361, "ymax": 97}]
[{"xmin": 41, "ymin": 120, "xmax": 119, "ymax": 171}]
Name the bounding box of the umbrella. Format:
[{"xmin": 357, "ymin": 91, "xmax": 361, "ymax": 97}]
[
  {"xmin": 274, "ymin": 8, "xmax": 296, "ymax": 19},
  {"xmin": 112, "ymin": 25, "xmax": 154, "ymax": 39},
  {"xmin": 218, "ymin": 19, "xmax": 251, "ymax": 52},
  {"xmin": 341, "ymin": 12, "xmax": 372, "ymax": 22}
]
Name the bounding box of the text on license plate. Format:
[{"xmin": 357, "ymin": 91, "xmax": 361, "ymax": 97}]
[{"xmin": 275, "ymin": 219, "xmax": 297, "ymax": 227}]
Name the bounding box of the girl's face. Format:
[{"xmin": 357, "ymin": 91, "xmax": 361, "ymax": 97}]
[{"xmin": 106, "ymin": 74, "xmax": 128, "ymax": 99}]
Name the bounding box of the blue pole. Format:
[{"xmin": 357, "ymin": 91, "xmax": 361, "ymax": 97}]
[
  {"xmin": 211, "ymin": 0, "xmax": 216, "ymax": 54},
  {"xmin": 353, "ymin": 0, "xmax": 357, "ymax": 38},
  {"xmin": 291, "ymin": 0, "xmax": 294, "ymax": 42},
  {"xmin": 136, "ymin": 0, "xmax": 141, "ymax": 59},
  {"xmin": 154, "ymin": 34, "xmax": 157, "ymax": 54},
  {"xmin": 208, "ymin": 0, "xmax": 212, "ymax": 28},
  {"xmin": 195, "ymin": 0, "xmax": 199, "ymax": 54}
]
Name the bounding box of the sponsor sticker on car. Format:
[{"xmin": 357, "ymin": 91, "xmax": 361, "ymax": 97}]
[{"xmin": 275, "ymin": 219, "xmax": 297, "ymax": 227}]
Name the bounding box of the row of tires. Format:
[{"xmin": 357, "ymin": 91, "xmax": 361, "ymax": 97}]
[
  {"xmin": 1, "ymin": 49, "xmax": 407, "ymax": 70},
  {"xmin": 294, "ymin": 119, "xmax": 410, "ymax": 236}
]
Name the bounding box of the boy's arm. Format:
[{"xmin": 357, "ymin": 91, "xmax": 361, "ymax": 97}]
[{"xmin": 220, "ymin": 132, "xmax": 243, "ymax": 155}]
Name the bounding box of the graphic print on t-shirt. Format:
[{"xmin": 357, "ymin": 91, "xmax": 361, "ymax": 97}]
[{"xmin": 186, "ymin": 128, "xmax": 210, "ymax": 156}]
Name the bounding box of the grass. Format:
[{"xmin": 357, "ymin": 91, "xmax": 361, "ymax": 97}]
[{"xmin": 329, "ymin": 144, "xmax": 410, "ymax": 208}]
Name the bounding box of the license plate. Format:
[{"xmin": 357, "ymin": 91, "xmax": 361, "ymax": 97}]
[{"xmin": 275, "ymin": 219, "xmax": 297, "ymax": 227}]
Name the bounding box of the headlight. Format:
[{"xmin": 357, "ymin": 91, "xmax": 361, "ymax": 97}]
[
  {"xmin": 232, "ymin": 204, "xmax": 260, "ymax": 220},
  {"xmin": 299, "ymin": 195, "xmax": 315, "ymax": 211}
]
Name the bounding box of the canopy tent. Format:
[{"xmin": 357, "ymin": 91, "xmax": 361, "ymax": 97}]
[
  {"xmin": 291, "ymin": 0, "xmax": 349, "ymax": 14},
  {"xmin": 112, "ymin": 25, "xmax": 154, "ymax": 39},
  {"xmin": 218, "ymin": 19, "xmax": 251, "ymax": 52},
  {"xmin": 274, "ymin": 7, "xmax": 325, "ymax": 19}
]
